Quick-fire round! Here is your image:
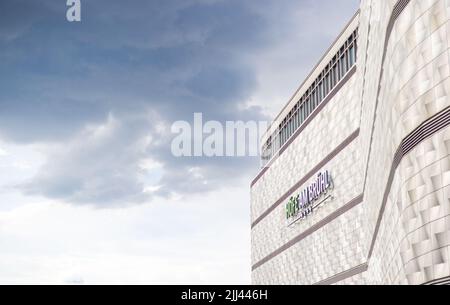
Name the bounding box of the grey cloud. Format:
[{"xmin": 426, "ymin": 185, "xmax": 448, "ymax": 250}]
[
  {"xmin": 1, "ymin": 0, "xmax": 359, "ymax": 206},
  {"xmin": 20, "ymin": 108, "xmax": 265, "ymax": 205},
  {"xmin": 0, "ymin": 0, "xmax": 267, "ymax": 143},
  {"xmin": 21, "ymin": 114, "xmax": 154, "ymax": 206}
]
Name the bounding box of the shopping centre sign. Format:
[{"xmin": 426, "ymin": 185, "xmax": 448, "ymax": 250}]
[{"xmin": 285, "ymin": 171, "xmax": 333, "ymax": 226}]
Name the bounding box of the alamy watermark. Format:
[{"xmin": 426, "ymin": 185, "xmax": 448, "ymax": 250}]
[
  {"xmin": 171, "ymin": 113, "xmax": 269, "ymax": 158},
  {"xmin": 66, "ymin": 0, "xmax": 81, "ymax": 22}
]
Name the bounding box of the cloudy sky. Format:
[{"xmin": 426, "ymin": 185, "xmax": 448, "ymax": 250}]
[{"xmin": 0, "ymin": 0, "xmax": 359, "ymax": 284}]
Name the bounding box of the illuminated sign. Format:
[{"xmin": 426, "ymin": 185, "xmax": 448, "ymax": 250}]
[{"xmin": 285, "ymin": 171, "xmax": 333, "ymax": 226}]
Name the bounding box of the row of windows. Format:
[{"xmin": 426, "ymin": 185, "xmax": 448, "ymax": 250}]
[{"xmin": 261, "ymin": 29, "xmax": 358, "ymax": 166}]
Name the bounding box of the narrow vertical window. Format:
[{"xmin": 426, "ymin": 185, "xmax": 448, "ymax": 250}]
[{"xmin": 350, "ymin": 44, "xmax": 355, "ymax": 66}]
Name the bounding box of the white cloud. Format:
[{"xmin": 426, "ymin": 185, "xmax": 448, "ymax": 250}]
[
  {"xmin": 0, "ymin": 182, "xmax": 251, "ymax": 284},
  {"xmin": 0, "ymin": 141, "xmax": 46, "ymax": 211},
  {"xmin": 20, "ymin": 113, "xmax": 160, "ymax": 206}
]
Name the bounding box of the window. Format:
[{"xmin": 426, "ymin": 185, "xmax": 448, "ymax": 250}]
[
  {"xmin": 349, "ymin": 45, "xmax": 355, "ymax": 66},
  {"xmin": 261, "ymin": 29, "xmax": 358, "ymax": 166},
  {"xmin": 300, "ymin": 104, "xmax": 305, "ymax": 123}
]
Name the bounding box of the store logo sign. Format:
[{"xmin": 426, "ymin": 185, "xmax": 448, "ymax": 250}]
[{"xmin": 285, "ymin": 171, "xmax": 333, "ymax": 226}]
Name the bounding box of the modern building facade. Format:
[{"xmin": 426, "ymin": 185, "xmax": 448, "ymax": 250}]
[{"xmin": 250, "ymin": 0, "xmax": 450, "ymax": 285}]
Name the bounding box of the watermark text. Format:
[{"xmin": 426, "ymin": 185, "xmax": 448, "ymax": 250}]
[
  {"xmin": 171, "ymin": 113, "xmax": 268, "ymax": 158},
  {"xmin": 66, "ymin": 0, "xmax": 81, "ymax": 22}
]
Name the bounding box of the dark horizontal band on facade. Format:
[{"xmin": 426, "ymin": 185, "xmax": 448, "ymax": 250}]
[
  {"xmin": 251, "ymin": 128, "xmax": 360, "ymax": 229},
  {"xmin": 314, "ymin": 263, "xmax": 369, "ymax": 285},
  {"xmin": 423, "ymin": 275, "xmax": 450, "ymax": 285},
  {"xmin": 368, "ymin": 106, "xmax": 450, "ymax": 259},
  {"xmin": 251, "ymin": 65, "xmax": 357, "ymax": 188},
  {"xmin": 252, "ymin": 194, "xmax": 364, "ymax": 272}
]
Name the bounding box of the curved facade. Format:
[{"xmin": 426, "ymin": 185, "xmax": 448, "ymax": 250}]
[{"xmin": 250, "ymin": 0, "xmax": 450, "ymax": 285}]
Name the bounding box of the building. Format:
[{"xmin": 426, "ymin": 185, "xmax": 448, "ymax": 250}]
[{"xmin": 250, "ymin": 0, "xmax": 450, "ymax": 285}]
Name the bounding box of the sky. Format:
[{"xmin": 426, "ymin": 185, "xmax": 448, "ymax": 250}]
[{"xmin": 0, "ymin": 0, "xmax": 359, "ymax": 284}]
